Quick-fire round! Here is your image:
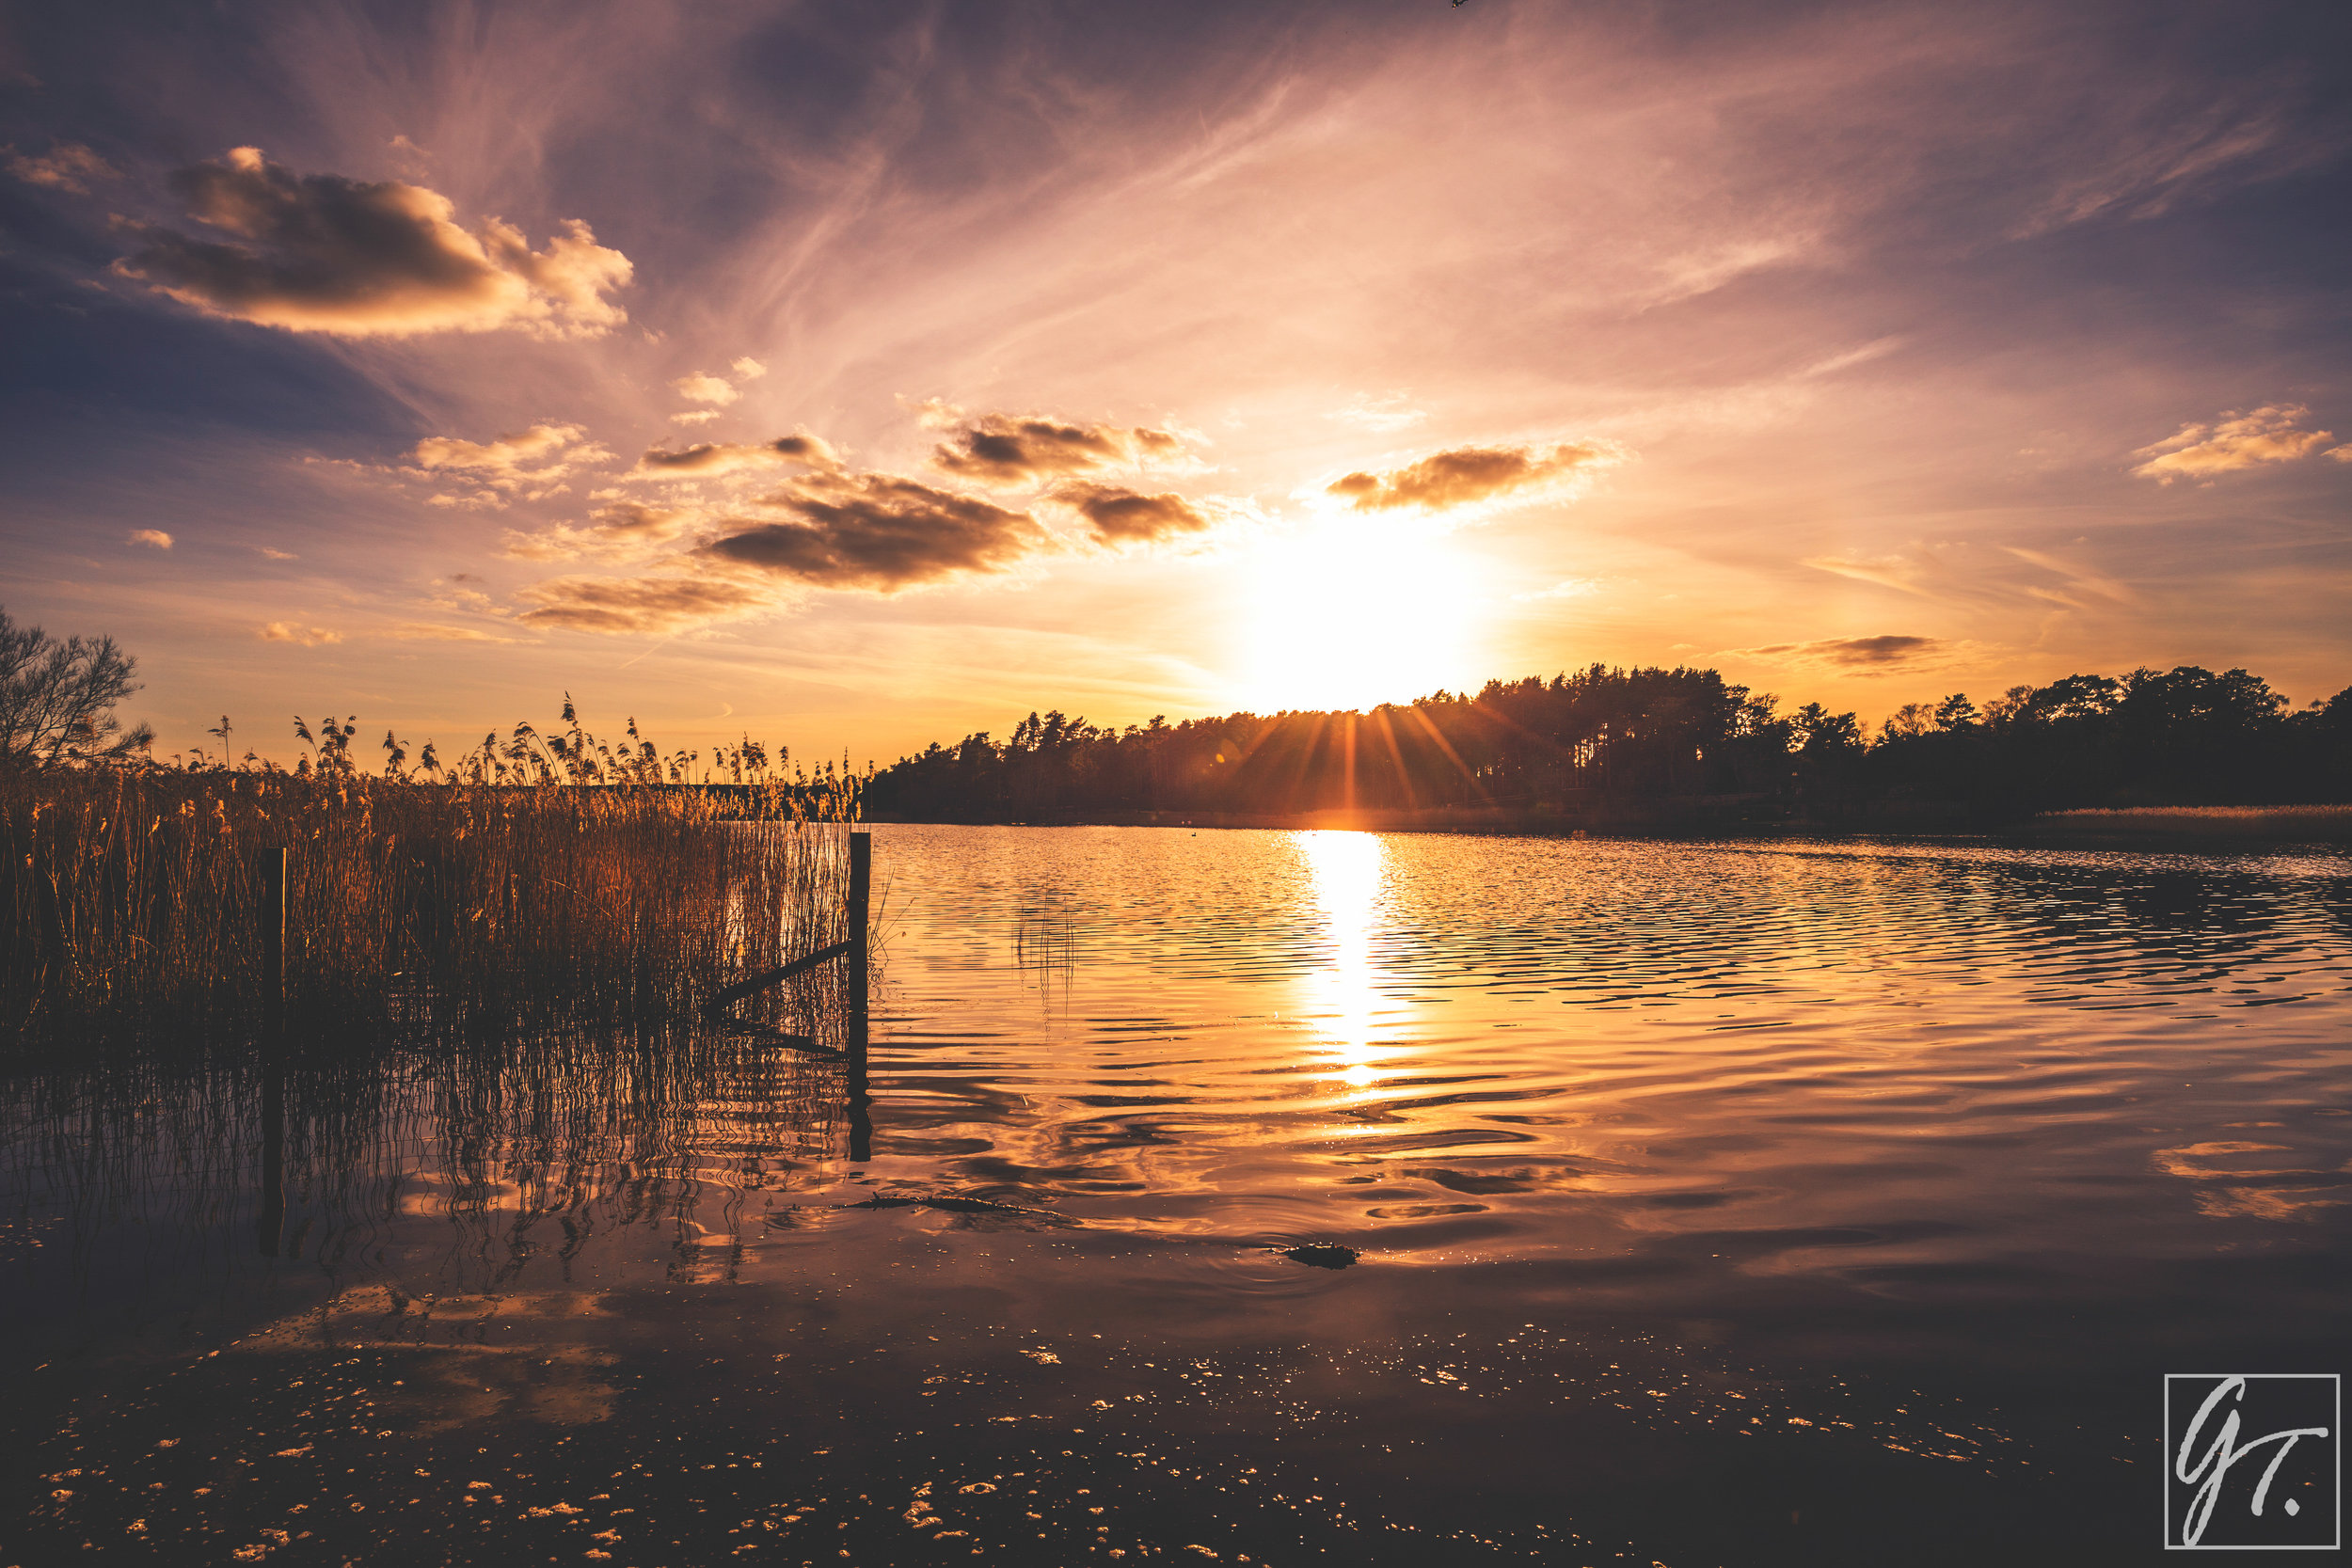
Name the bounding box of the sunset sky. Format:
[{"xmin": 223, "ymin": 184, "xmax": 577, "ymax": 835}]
[{"xmin": 5, "ymin": 1, "xmax": 2348, "ymax": 768}]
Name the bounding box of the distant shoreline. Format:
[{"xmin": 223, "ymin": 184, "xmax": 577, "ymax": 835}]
[
  {"xmin": 866, "ymin": 800, "xmax": 2352, "ymax": 842},
  {"xmin": 2019, "ymin": 805, "xmax": 2352, "ymax": 840}
]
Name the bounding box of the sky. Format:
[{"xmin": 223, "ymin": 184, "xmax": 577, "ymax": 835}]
[{"xmin": 4, "ymin": 0, "xmax": 2349, "ymax": 769}]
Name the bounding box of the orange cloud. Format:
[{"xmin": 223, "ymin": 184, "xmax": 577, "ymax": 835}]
[
  {"xmin": 1055, "ymin": 483, "xmax": 1216, "ymax": 546},
  {"xmin": 258, "ymin": 622, "xmax": 341, "ymax": 646},
  {"xmin": 930, "ymin": 413, "xmax": 1185, "ymax": 487},
  {"xmin": 2131, "ymin": 404, "xmax": 2335, "ymax": 482},
  {"xmin": 126, "ymin": 529, "xmax": 173, "ymax": 549},
  {"xmin": 501, "ymin": 501, "xmax": 697, "ymax": 562},
  {"xmin": 512, "ymin": 573, "xmax": 772, "ymax": 635},
  {"xmin": 6, "ymin": 141, "xmax": 118, "ymax": 194},
  {"xmin": 703, "ymin": 472, "xmax": 1050, "ymax": 591},
  {"xmin": 115, "ymin": 148, "xmax": 630, "ymax": 338},
  {"xmin": 671, "ymin": 371, "xmax": 739, "ymax": 406},
  {"xmin": 1722, "ymin": 634, "xmax": 1969, "ymax": 672},
  {"xmin": 408, "ymin": 422, "xmax": 608, "ymax": 496},
  {"xmin": 1325, "ymin": 440, "xmax": 1623, "ymax": 513},
  {"xmin": 627, "ymin": 433, "xmax": 840, "ymax": 480}
]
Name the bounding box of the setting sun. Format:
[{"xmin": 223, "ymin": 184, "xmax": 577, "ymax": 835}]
[{"xmin": 1240, "ymin": 519, "xmax": 1482, "ymax": 713}]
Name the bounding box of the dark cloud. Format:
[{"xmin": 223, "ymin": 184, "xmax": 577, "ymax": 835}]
[
  {"xmin": 701, "ymin": 472, "xmax": 1049, "ymax": 591},
  {"xmin": 513, "ymin": 574, "xmax": 770, "ymax": 634},
  {"xmin": 1726, "ymin": 634, "xmax": 1950, "ymax": 670},
  {"xmin": 1326, "ymin": 441, "xmax": 1622, "ymax": 512},
  {"xmin": 628, "ymin": 433, "xmax": 840, "ymax": 479},
  {"xmin": 1056, "ymin": 482, "xmax": 1215, "ymax": 545},
  {"xmin": 113, "ymin": 148, "xmax": 630, "ymax": 338},
  {"xmin": 930, "ymin": 413, "xmax": 1185, "ymax": 487}
]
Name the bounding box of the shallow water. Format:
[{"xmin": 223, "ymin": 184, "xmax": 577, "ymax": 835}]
[{"xmin": 6, "ymin": 825, "xmax": 2349, "ymax": 1565}]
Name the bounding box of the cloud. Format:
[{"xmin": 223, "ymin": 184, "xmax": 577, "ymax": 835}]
[
  {"xmin": 501, "ymin": 500, "xmax": 696, "ymax": 562},
  {"xmin": 257, "ymin": 546, "xmax": 297, "ymax": 560},
  {"xmin": 259, "ymin": 622, "xmax": 341, "ymax": 646},
  {"xmin": 2131, "ymin": 404, "xmax": 2336, "ymax": 482},
  {"xmin": 1324, "ymin": 440, "xmax": 1624, "ymax": 514},
  {"xmin": 408, "ymin": 422, "xmax": 609, "ymax": 496},
  {"xmin": 389, "ymin": 623, "xmax": 525, "ymax": 643},
  {"xmin": 670, "ymin": 410, "xmax": 721, "ymax": 426},
  {"xmin": 126, "ymin": 529, "xmax": 173, "ymax": 549},
  {"xmin": 1327, "ymin": 392, "xmax": 1428, "ymax": 433},
  {"xmin": 1511, "ymin": 577, "xmax": 1602, "ymax": 603},
  {"xmin": 512, "ymin": 573, "xmax": 772, "ymax": 634},
  {"xmin": 930, "ymin": 413, "xmax": 1186, "ymax": 487},
  {"xmin": 1723, "ymin": 634, "xmax": 1959, "ymax": 672},
  {"xmin": 1054, "ymin": 483, "xmax": 1216, "ymax": 546},
  {"xmin": 702, "ymin": 471, "xmax": 1051, "ymax": 591},
  {"xmin": 114, "ymin": 147, "xmax": 631, "ymax": 338},
  {"xmin": 730, "ymin": 356, "xmax": 768, "ymax": 381},
  {"xmin": 672, "ymin": 371, "xmax": 739, "ymax": 406},
  {"xmin": 6, "ymin": 141, "xmax": 118, "ymax": 194},
  {"xmin": 1800, "ymin": 552, "xmax": 1936, "ymax": 597},
  {"xmin": 627, "ymin": 433, "xmax": 840, "ymax": 480}
]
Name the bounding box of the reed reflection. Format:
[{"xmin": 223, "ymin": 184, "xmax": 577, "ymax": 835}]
[{"xmin": 1296, "ymin": 830, "xmax": 1398, "ymax": 1088}]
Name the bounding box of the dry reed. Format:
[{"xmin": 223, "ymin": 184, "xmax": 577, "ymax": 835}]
[{"xmin": 2, "ymin": 762, "xmax": 863, "ymax": 1051}]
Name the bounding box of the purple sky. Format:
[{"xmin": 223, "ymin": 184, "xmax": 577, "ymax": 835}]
[{"xmin": 4, "ymin": 1, "xmax": 2348, "ymax": 767}]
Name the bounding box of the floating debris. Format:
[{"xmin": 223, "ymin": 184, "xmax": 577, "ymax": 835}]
[{"xmin": 1273, "ymin": 1243, "xmax": 1359, "ymax": 1269}]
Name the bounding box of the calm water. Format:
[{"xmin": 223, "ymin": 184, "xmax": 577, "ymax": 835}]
[{"xmin": 6, "ymin": 825, "xmax": 2350, "ymax": 1565}]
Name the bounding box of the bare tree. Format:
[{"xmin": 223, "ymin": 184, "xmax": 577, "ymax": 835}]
[{"xmin": 0, "ymin": 607, "xmax": 154, "ymax": 768}]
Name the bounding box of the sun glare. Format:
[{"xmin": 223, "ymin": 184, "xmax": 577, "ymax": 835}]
[{"xmin": 1240, "ymin": 520, "xmax": 1478, "ymax": 713}]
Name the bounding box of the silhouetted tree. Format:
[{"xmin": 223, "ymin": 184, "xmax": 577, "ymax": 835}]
[{"xmin": 0, "ymin": 607, "xmax": 152, "ymax": 768}]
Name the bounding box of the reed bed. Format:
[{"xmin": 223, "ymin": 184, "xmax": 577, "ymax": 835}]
[
  {"xmin": 0, "ymin": 1022, "xmax": 850, "ymax": 1307},
  {"xmin": 1, "ymin": 764, "xmax": 863, "ymax": 1052}
]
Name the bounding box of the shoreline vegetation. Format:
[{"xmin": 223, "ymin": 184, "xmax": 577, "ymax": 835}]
[
  {"xmin": 2, "ymin": 698, "xmax": 862, "ymax": 1053},
  {"xmin": 861, "ymin": 662, "xmax": 2352, "ymax": 834}
]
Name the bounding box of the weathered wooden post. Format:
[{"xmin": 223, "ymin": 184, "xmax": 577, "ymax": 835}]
[
  {"xmin": 847, "ymin": 831, "xmax": 870, "ymax": 1030},
  {"xmin": 846, "ymin": 830, "xmax": 872, "ymax": 1164}
]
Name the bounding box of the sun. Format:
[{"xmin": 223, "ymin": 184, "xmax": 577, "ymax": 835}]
[{"xmin": 1238, "ymin": 517, "xmax": 1480, "ymax": 712}]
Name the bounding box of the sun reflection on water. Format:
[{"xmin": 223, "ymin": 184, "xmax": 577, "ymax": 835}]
[{"xmin": 1297, "ymin": 830, "xmax": 1395, "ymax": 1087}]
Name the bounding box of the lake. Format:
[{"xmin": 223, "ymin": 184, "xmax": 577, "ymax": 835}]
[{"xmin": 7, "ymin": 824, "xmax": 2349, "ymax": 1564}]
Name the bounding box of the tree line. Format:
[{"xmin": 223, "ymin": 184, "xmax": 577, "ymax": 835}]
[{"xmin": 864, "ymin": 663, "xmax": 2352, "ymax": 824}]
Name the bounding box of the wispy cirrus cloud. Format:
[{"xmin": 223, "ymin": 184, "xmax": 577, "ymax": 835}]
[
  {"xmin": 2131, "ymin": 404, "xmax": 2341, "ymax": 482},
  {"xmin": 501, "ymin": 501, "xmax": 697, "ymax": 562},
  {"xmin": 114, "ymin": 148, "xmax": 631, "ymax": 338}
]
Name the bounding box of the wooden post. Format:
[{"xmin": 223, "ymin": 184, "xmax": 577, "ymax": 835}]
[
  {"xmin": 846, "ymin": 832, "xmax": 870, "ymax": 1030},
  {"xmin": 846, "ymin": 831, "xmax": 872, "ymax": 1164}
]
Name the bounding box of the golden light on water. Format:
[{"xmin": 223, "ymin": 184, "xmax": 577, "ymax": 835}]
[{"xmin": 1297, "ymin": 829, "xmax": 1396, "ymax": 1088}]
